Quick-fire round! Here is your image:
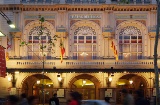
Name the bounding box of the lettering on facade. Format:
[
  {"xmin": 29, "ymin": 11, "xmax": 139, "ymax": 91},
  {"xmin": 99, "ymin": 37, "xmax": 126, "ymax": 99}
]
[
  {"xmin": 115, "ymin": 14, "xmax": 147, "ymax": 19},
  {"xmin": 24, "ymin": 14, "xmax": 55, "ymax": 19},
  {"xmin": 70, "ymin": 14, "xmax": 101, "ymax": 19}
]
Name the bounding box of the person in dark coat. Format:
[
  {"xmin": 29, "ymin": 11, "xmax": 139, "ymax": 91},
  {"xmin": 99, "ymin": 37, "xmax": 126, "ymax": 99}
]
[
  {"xmin": 28, "ymin": 96, "xmax": 38, "ymax": 105},
  {"xmin": 19, "ymin": 93, "xmax": 28, "ymax": 105},
  {"xmin": 5, "ymin": 95, "xmax": 19, "ymax": 105},
  {"xmin": 134, "ymin": 90, "xmax": 148, "ymax": 105},
  {"xmin": 49, "ymin": 93, "xmax": 59, "ymax": 105}
]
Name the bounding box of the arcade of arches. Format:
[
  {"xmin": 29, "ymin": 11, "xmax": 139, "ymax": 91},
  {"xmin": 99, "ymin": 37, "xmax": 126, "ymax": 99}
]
[{"xmin": 21, "ymin": 73, "xmax": 150, "ymax": 104}]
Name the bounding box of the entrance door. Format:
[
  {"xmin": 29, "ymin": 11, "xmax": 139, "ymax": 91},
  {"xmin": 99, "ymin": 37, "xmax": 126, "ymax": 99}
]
[{"xmin": 71, "ymin": 79, "xmax": 95, "ymax": 99}]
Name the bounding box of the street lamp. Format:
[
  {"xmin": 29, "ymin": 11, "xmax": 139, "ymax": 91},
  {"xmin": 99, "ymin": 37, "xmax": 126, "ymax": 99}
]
[
  {"xmin": 0, "ymin": 11, "xmax": 15, "ymax": 28},
  {"xmin": 0, "ymin": 31, "xmax": 6, "ymax": 37}
]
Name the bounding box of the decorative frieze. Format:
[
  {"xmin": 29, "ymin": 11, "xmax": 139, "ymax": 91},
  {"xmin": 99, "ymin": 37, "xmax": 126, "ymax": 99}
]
[{"xmin": 0, "ymin": 4, "xmax": 157, "ymax": 11}]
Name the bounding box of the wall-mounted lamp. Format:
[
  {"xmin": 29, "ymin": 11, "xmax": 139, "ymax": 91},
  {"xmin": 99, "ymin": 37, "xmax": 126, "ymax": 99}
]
[
  {"xmin": 82, "ymin": 79, "xmax": 86, "ymax": 86},
  {"xmin": 7, "ymin": 73, "xmax": 17, "ymax": 87},
  {"xmin": 129, "ymin": 80, "xmax": 133, "ymax": 84},
  {"xmin": 109, "ymin": 77, "xmax": 112, "ymax": 82},
  {"xmin": 57, "ymin": 73, "xmax": 64, "ymax": 87},
  {"xmin": 37, "ymin": 80, "xmax": 40, "ymax": 84},
  {"xmin": 106, "ymin": 72, "xmax": 114, "ymax": 87}
]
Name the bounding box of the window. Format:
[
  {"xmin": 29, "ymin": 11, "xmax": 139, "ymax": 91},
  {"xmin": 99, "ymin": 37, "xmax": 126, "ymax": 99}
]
[
  {"xmin": 119, "ymin": 26, "xmax": 142, "ymax": 60},
  {"xmin": 28, "ymin": 26, "xmax": 52, "ymax": 59},
  {"xmin": 73, "ymin": 26, "xmax": 97, "ymax": 60}
]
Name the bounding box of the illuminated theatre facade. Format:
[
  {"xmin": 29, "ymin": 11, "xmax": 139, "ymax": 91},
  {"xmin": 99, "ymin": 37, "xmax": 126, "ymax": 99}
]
[{"xmin": 0, "ymin": 0, "xmax": 159, "ymax": 104}]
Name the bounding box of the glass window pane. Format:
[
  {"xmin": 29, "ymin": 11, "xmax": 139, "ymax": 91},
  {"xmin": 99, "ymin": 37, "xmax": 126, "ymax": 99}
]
[
  {"xmin": 123, "ymin": 44, "xmax": 130, "ymax": 52},
  {"xmin": 86, "ymin": 36, "xmax": 92, "ymax": 43},
  {"xmin": 78, "ymin": 45, "xmax": 85, "ymax": 52},
  {"xmin": 41, "ymin": 36, "xmax": 46, "ymax": 43},
  {"xmin": 78, "ymin": 36, "xmax": 84, "ymax": 43},
  {"xmin": 33, "ymin": 36, "xmax": 39, "ymax": 43},
  {"xmin": 29, "ymin": 36, "xmax": 32, "ymax": 43},
  {"xmin": 119, "ymin": 36, "xmax": 123, "ymax": 43},
  {"xmin": 130, "ymin": 53, "xmax": 137, "ymax": 60},
  {"xmin": 124, "ymin": 36, "xmax": 130, "ymax": 43},
  {"xmin": 131, "ymin": 36, "xmax": 137, "ymax": 43},
  {"xmin": 93, "ymin": 45, "xmax": 96, "ymax": 52},
  {"xmin": 138, "ymin": 36, "xmax": 142, "ymax": 43},
  {"xmin": 119, "ymin": 45, "xmax": 123, "ymax": 52},
  {"xmin": 138, "ymin": 45, "xmax": 142, "ymax": 52},
  {"xmin": 74, "ymin": 36, "xmax": 77, "ymax": 43},
  {"xmin": 33, "ymin": 45, "xmax": 39, "ymax": 52},
  {"xmin": 73, "ymin": 45, "xmax": 77, "ymax": 52},
  {"xmin": 131, "ymin": 45, "xmax": 137, "ymax": 52},
  {"xmin": 93, "ymin": 36, "xmax": 96, "ymax": 43}
]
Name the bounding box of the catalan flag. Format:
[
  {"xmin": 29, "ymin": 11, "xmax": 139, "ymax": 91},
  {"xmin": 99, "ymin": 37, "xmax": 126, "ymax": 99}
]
[{"xmin": 60, "ymin": 38, "xmax": 65, "ymax": 63}]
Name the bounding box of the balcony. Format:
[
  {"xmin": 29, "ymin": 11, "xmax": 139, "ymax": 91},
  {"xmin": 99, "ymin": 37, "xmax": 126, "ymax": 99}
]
[
  {"xmin": 6, "ymin": 58, "xmax": 156, "ymax": 71},
  {"xmin": 20, "ymin": 0, "xmax": 151, "ymax": 4}
]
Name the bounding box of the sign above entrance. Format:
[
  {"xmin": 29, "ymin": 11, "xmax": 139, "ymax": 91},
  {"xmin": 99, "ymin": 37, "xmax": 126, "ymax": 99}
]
[
  {"xmin": 115, "ymin": 14, "xmax": 147, "ymax": 19},
  {"xmin": 69, "ymin": 14, "xmax": 101, "ymax": 19}
]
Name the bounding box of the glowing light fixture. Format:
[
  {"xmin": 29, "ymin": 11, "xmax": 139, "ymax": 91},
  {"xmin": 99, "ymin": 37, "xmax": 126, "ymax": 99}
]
[
  {"xmin": 7, "ymin": 20, "xmax": 15, "ymax": 28},
  {"xmin": 0, "ymin": 31, "xmax": 5, "ymax": 37},
  {"xmin": 37, "ymin": 80, "xmax": 40, "ymax": 84},
  {"xmin": 129, "ymin": 80, "xmax": 133, "ymax": 84},
  {"xmin": 109, "ymin": 77, "xmax": 112, "ymax": 82}
]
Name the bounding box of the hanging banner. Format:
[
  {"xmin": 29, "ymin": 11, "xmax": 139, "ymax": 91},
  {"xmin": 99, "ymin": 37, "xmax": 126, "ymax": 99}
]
[{"xmin": 0, "ymin": 45, "xmax": 6, "ymax": 77}]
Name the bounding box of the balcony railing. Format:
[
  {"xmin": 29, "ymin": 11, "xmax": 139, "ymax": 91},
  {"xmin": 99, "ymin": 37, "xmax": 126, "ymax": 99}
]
[
  {"xmin": 6, "ymin": 59, "xmax": 155, "ymax": 70},
  {"xmin": 20, "ymin": 0, "xmax": 151, "ymax": 4}
]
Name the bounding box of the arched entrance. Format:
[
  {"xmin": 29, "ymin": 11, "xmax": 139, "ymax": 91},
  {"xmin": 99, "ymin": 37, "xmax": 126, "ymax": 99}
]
[
  {"xmin": 116, "ymin": 74, "xmax": 148, "ymax": 104},
  {"xmin": 69, "ymin": 74, "xmax": 101, "ymax": 99},
  {"xmin": 22, "ymin": 74, "xmax": 53, "ymax": 103}
]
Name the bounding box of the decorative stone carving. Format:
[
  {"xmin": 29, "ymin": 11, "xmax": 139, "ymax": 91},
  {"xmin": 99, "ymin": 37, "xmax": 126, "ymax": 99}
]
[
  {"xmin": 148, "ymin": 26, "xmax": 156, "ymax": 39},
  {"xmin": 102, "ymin": 26, "xmax": 114, "ymax": 39},
  {"xmin": 56, "ymin": 25, "xmax": 68, "ymax": 38}
]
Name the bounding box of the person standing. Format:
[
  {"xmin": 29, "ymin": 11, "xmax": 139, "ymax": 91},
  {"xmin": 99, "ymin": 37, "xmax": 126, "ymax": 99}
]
[
  {"xmin": 134, "ymin": 90, "xmax": 148, "ymax": 105},
  {"xmin": 28, "ymin": 96, "xmax": 39, "ymax": 105},
  {"xmin": 121, "ymin": 89, "xmax": 134, "ymax": 105},
  {"xmin": 19, "ymin": 93, "xmax": 28, "ymax": 105},
  {"xmin": 49, "ymin": 93, "xmax": 59, "ymax": 105},
  {"xmin": 68, "ymin": 91, "xmax": 82, "ymax": 105},
  {"xmin": 5, "ymin": 95, "xmax": 19, "ymax": 105}
]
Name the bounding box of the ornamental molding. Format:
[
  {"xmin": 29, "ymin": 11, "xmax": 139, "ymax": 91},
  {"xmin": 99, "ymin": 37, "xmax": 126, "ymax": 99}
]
[{"xmin": 0, "ymin": 4, "xmax": 157, "ymax": 11}]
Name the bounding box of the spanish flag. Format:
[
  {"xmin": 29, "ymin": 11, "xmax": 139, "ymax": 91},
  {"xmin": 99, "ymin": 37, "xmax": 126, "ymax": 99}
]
[{"xmin": 60, "ymin": 38, "xmax": 65, "ymax": 63}]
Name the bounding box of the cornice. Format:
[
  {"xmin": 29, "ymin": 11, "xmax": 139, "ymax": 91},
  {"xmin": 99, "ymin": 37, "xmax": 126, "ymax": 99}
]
[{"xmin": 0, "ymin": 4, "xmax": 157, "ymax": 12}]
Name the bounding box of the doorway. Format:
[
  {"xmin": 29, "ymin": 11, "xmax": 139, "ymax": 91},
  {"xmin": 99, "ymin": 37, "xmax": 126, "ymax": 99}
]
[
  {"xmin": 22, "ymin": 74, "xmax": 54, "ymax": 103},
  {"xmin": 116, "ymin": 74, "xmax": 148, "ymax": 104},
  {"xmin": 69, "ymin": 74, "xmax": 101, "ymax": 99}
]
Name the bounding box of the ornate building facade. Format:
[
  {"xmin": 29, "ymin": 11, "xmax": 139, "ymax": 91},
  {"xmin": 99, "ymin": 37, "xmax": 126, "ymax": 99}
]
[{"xmin": 0, "ymin": 0, "xmax": 159, "ymax": 104}]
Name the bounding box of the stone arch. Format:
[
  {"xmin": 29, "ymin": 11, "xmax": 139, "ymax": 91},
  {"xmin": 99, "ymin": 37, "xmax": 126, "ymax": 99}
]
[
  {"xmin": 68, "ymin": 74, "xmax": 101, "ymax": 99},
  {"xmin": 115, "ymin": 20, "xmax": 148, "ymax": 57},
  {"xmin": 23, "ymin": 20, "xmax": 55, "ymax": 40},
  {"xmin": 115, "ymin": 20, "xmax": 148, "ymax": 42},
  {"xmin": 21, "ymin": 73, "xmax": 53, "ymax": 96},
  {"xmin": 117, "ymin": 73, "xmax": 148, "ymax": 89},
  {"xmin": 69, "ymin": 20, "xmax": 102, "ymax": 57}
]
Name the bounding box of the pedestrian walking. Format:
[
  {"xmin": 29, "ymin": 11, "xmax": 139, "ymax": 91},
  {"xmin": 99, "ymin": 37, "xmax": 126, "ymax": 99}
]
[
  {"xmin": 28, "ymin": 96, "xmax": 38, "ymax": 105},
  {"xmin": 49, "ymin": 93, "xmax": 59, "ymax": 105},
  {"xmin": 68, "ymin": 91, "xmax": 82, "ymax": 105},
  {"xmin": 19, "ymin": 93, "xmax": 28, "ymax": 105},
  {"xmin": 121, "ymin": 89, "xmax": 134, "ymax": 105},
  {"xmin": 134, "ymin": 90, "xmax": 148, "ymax": 105},
  {"xmin": 5, "ymin": 95, "xmax": 19, "ymax": 105}
]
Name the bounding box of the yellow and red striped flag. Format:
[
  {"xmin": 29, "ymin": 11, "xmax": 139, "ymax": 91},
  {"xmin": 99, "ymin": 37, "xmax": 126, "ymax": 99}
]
[{"xmin": 60, "ymin": 38, "xmax": 65, "ymax": 63}]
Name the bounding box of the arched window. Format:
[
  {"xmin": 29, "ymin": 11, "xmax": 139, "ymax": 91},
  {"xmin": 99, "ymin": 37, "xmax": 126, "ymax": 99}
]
[
  {"xmin": 73, "ymin": 26, "xmax": 97, "ymax": 60},
  {"xmin": 27, "ymin": 26, "xmax": 52, "ymax": 59},
  {"xmin": 118, "ymin": 26, "xmax": 142, "ymax": 60}
]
